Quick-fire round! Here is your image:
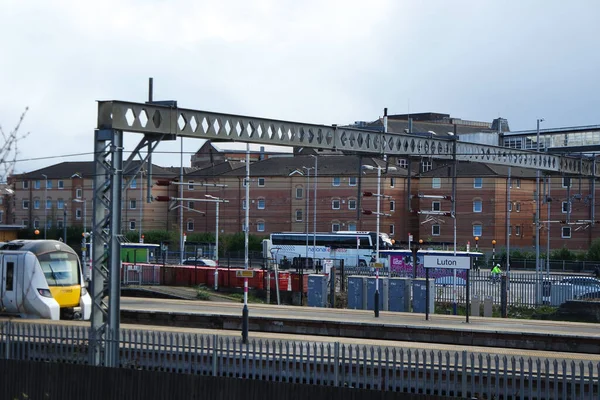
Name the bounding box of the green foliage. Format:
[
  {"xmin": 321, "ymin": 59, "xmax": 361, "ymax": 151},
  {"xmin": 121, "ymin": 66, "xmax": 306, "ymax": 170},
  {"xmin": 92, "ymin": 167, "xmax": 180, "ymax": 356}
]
[
  {"xmin": 550, "ymin": 246, "xmax": 578, "ymax": 261},
  {"xmin": 196, "ymin": 287, "xmax": 212, "ymax": 301},
  {"xmin": 587, "ymin": 238, "xmax": 600, "ymax": 261}
]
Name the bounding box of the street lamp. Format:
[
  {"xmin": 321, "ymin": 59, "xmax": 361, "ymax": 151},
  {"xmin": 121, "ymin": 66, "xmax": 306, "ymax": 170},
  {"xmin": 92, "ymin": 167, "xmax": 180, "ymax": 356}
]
[
  {"xmin": 42, "ymin": 174, "xmax": 48, "ymax": 239},
  {"xmin": 205, "ymin": 195, "xmax": 228, "ymax": 265},
  {"xmin": 535, "ymin": 118, "xmax": 544, "ymax": 303},
  {"xmin": 492, "ymin": 239, "xmax": 497, "ymax": 265},
  {"xmin": 362, "ymin": 164, "xmax": 396, "ymax": 318},
  {"xmin": 73, "ymin": 198, "xmax": 88, "ymax": 268}
]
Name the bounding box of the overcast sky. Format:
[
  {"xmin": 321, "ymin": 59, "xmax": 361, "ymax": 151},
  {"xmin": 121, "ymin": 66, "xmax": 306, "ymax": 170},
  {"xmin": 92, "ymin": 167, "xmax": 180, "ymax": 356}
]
[{"xmin": 2, "ymin": 0, "xmax": 599, "ymax": 175}]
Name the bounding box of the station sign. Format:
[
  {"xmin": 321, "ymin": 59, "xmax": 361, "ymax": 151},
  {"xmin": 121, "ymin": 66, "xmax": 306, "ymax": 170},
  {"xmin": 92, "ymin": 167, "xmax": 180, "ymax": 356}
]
[
  {"xmin": 236, "ymin": 270, "xmax": 255, "ymax": 278},
  {"xmin": 424, "ymin": 255, "xmax": 470, "ymax": 270},
  {"xmin": 370, "ymin": 262, "xmax": 384, "ymax": 269}
]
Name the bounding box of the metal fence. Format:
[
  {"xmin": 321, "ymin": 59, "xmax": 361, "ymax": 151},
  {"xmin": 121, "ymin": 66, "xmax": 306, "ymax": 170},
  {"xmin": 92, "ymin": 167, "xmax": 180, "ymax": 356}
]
[
  {"xmin": 0, "ymin": 321, "xmax": 597, "ymax": 399},
  {"xmin": 340, "ymin": 268, "xmax": 599, "ymax": 308}
]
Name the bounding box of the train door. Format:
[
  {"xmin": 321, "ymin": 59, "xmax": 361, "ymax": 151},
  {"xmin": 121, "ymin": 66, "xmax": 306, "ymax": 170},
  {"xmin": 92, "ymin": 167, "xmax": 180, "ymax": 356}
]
[{"xmin": 1, "ymin": 254, "xmax": 20, "ymax": 313}]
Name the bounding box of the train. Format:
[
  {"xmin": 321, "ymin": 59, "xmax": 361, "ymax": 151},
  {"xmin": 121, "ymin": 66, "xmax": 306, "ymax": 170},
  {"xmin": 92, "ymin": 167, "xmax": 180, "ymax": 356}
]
[{"xmin": 0, "ymin": 239, "xmax": 91, "ymax": 320}]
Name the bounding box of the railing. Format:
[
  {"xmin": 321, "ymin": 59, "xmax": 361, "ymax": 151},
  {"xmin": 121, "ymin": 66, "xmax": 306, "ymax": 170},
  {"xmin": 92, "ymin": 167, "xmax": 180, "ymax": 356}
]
[
  {"xmin": 340, "ymin": 268, "xmax": 599, "ymax": 308},
  {"xmin": 0, "ymin": 321, "xmax": 597, "ymax": 399}
]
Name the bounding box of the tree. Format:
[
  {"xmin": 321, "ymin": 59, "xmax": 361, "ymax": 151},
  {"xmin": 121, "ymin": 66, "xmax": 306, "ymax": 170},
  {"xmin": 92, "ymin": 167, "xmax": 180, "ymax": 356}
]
[{"xmin": 0, "ymin": 107, "xmax": 30, "ymax": 183}]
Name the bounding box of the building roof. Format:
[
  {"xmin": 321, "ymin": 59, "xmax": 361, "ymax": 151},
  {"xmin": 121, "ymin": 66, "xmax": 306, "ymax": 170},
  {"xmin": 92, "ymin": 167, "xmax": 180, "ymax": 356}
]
[
  {"xmin": 220, "ymin": 155, "xmax": 414, "ymax": 177},
  {"xmin": 186, "ymin": 161, "xmax": 245, "ymax": 177},
  {"xmin": 11, "ymin": 161, "xmax": 176, "ymax": 180},
  {"xmin": 421, "ymin": 161, "xmax": 537, "ymax": 178}
]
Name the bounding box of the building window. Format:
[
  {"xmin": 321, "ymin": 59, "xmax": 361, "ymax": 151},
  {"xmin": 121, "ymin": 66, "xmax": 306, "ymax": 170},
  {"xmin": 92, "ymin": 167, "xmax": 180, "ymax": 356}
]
[
  {"xmin": 22, "ymin": 200, "xmax": 29, "ymax": 209},
  {"xmin": 57, "ymin": 199, "xmax": 64, "ymax": 209},
  {"xmin": 242, "ymin": 199, "xmax": 247, "ymax": 210},
  {"xmin": 515, "ymin": 226, "xmax": 521, "ymax": 236},
  {"xmin": 129, "ymin": 220, "xmax": 136, "ymax": 231},
  {"xmin": 188, "ymin": 180, "xmax": 194, "ymax": 190},
  {"xmin": 562, "ymin": 201, "xmax": 571, "ymax": 213},
  {"xmin": 515, "ymin": 202, "xmax": 521, "ymax": 212},
  {"xmin": 389, "ymin": 224, "xmax": 395, "ymax": 235},
  {"xmin": 257, "ymin": 198, "xmax": 266, "ymax": 209},
  {"xmin": 76, "ymin": 209, "xmax": 82, "ymax": 219},
  {"xmin": 295, "ymin": 209, "xmax": 303, "ymax": 222},
  {"xmin": 46, "ymin": 180, "xmax": 53, "ymax": 189},
  {"xmin": 130, "ymin": 178, "xmax": 137, "ymax": 189},
  {"xmin": 76, "ymin": 188, "xmax": 82, "ymax": 198},
  {"xmin": 390, "ymin": 200, "xmax": 395, "ymax": 212},
  {"xmin": 23, "ymin": 181, "xmax": 29, "ymax": 189},
  {"xmin": 23, "ymin": 219, "xmax": 29, "ymax": 227},
  {"xmin": 562, "ymin": 226, "xmax": 571, "ymax": 238},
  {"xmin": 349, "ymin": 177, "xmax": 357, "ymax": 186},
  {"xmin": 257, "ymin": 221, "xmax": 265, "ymax": 232},
  {"xmin": 390, "ymin": 178, "xmax": 395, "ymax": 188},
  {"xmin": 397, "ymin": 159, "xmax": 408, "ymax": 168},
  {"xmin": 432, "ymin": 178, "xmax": 441, "ymax": 189},
  {"xmin": 242, "ymin": 178, "xmax": 249, "ymax": 187},
  {"xmin": 295, "ymin": 186, "xmax": 303, "ymax": 199},
  {"xmin": 332, "ymin": 199, "xmax": 340, "ymax": 209},
  {"xmin": 332, "ymin": 177, "xmax": 341, "ymax": 187},
  {"xmin": 510, "ymin": 178, "xmax": 521, "ymax": 189},
  {"xmin": 508, "ymin": 226, "xmax": 512, "ymax": 236},
  {"xmin": 473, "ymin": 224, "xmax": 482, "ymax": 237},
  {"xmin": 562, "ymin": 177, "xmax": 572, "ymax": 188},
  {"xmin": 129, "ymin": 199, "xmax": 137, "ymax": 209},
  {"xmin": 46, "ymin": 199, "xmax": 52, "ymax": 209},
  {"xmin": 422, "ymin": 160, "xmax": 432, "ymax": 172},
  {"xmin": 57, "ymin": 219, "xmax": 64, "ymax": 229},
  {"xmin": 34, "ymin": 199, "xmax": 40, "ymax": 209},
  {"xmin": 432, "ymin": 201, "xmax": 441, "ymax": 211},
  {"xmin": 34, "ymin": 180, "xmax": 40, "ymax": 190},
  {"xmin": 508, "ymin": 202, "xmax": 513, "ymax": 212},
  {"xmin": 331, "ymin": 222, "xmax": 340, "ymax": 232},
  {"xmin": 473, "ymin": 200, "xmax": 482, "ymax": 213},
  {"xmin": 33, "ymin": 220, "xmax": 40, "ymax": 229},
  {"xmin": 432, "ymin": 225, "xmax": 440, "ymax": 236},
  {"xmin": 58, "ymin": 180, "xmax": 64, "ymax": 189},
  {"xmin": 348, "ymin": 199, "xmax": 357, "ymax": 210},
  {"xmin": 0, "ymin": 211, "xmax": 3, "ymax": 223},
  {"xmin": 473, "ymin": 178, "xmax": 483, "ymax": 188},
  {"xmin": 348, "ymin": 222, "xmax": 357, "ymax": 231},
  {"xmin": 46, "ymin": 220, "xmax": 52, "ymax": 229},
  {"xmin": 187, "ymin": 220, "xmax": 194, "ymax": 231},
  {"xmin": 188, "ymin": 201, "xmax": 194, "ymax": 210},
  {"xmin": 258, "ymin": 178, "xmax": 265, "ymax": 187}
]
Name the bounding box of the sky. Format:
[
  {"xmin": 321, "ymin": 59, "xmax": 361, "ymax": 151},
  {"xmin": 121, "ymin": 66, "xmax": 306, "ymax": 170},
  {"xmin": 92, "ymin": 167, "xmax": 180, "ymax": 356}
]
[{"xmin": 2, "ymin": 0, "xmax": 600, "ymax": 175}]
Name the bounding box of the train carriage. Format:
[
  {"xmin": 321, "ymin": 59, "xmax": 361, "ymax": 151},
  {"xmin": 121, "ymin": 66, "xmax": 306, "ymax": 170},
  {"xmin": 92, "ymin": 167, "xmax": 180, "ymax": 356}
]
[{"xmin": 0, "ymin": 239, "xmax": 91, "ymax": 320}]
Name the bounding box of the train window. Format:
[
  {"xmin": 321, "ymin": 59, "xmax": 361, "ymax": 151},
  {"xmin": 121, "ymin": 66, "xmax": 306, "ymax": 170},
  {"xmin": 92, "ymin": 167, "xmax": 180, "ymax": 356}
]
[
  {"xmin": 5, "ymin": 262, "xmax": 14, "ymax": 291},
  {"xmin": 38, "ymin": 252, "xmax": 80, "ymax": 286}
]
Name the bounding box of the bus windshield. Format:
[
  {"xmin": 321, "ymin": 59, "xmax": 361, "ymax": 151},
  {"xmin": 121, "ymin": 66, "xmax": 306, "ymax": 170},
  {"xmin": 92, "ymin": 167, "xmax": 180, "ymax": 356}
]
[{"xmin": 37, "ymin": 251, "xmax": 80, "ymax": 286}]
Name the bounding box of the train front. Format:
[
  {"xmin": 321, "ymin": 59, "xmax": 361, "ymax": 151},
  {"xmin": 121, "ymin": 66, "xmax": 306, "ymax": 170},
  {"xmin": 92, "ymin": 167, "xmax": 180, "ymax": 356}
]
[{"xmin": 25, "ymin": 240, "xmax": 92, "ymax": 320}]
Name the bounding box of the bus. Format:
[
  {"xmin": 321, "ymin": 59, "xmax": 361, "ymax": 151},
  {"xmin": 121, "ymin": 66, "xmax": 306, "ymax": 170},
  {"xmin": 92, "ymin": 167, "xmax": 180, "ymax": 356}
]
[{"xmin": 267, "ymin": 231, "xmax": 394, "ymax": 268}]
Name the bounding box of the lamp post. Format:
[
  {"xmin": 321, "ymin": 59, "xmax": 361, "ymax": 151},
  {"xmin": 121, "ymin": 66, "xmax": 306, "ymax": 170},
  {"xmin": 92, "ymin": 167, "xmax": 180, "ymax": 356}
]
[
  {"xmin": 362, "ymin": 164, "xmax": 396, "ymax": 318},
  {"xmin": 492, "ymin": 239, "xmax": 496, "ymax": 266},
  {"xmin": 42, "ymin": 174, "xmax": 48, "ymax": 239},
  {"xmin": 73, "ymin": 198, "xmax": 87, "ymax": 268},
  {"xmin": 311, "ymin": 155, "xmax": 317, "ymax": 262},
  {"xmin": 535, "ymin": 118, "xmax": 544, "ymax": 303},
  {"xmin": 302, "ymin": 166, "xmax": 313, "ymax": 270},
  {"xmin": 474, "ymin": 236, "xmax": 479, "ymax": 271},
  {"xmin": 204, "ymin": 195, "xmax": 228, "ymax": 265}
]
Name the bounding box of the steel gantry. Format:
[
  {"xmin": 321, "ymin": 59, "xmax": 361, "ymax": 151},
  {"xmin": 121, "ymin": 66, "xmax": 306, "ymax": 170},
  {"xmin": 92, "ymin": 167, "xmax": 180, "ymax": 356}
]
[{"xmin": 91, "ymin": 100, "xmax": 599, "ymax": 366}]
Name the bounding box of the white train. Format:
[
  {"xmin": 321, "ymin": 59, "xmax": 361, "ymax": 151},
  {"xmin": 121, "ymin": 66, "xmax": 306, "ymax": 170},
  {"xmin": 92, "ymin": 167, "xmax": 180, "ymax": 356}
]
[{"xmin": 0, "ymin": 239, "xmax": 91, "ymax": 320}]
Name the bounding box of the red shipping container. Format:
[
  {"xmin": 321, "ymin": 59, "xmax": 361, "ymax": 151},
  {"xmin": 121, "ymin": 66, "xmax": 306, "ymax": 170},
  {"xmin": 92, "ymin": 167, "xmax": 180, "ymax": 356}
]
[
  {"xmin": 249, "ymin": 270, "xmax": 264, "ymax": 290},
  {"xmin": 290, "ymin": 272, "xmax": 309, "ymax": 293},
  {"xmin": 268, "ymin": 271, "xmax": 290, "ymax": 291}
]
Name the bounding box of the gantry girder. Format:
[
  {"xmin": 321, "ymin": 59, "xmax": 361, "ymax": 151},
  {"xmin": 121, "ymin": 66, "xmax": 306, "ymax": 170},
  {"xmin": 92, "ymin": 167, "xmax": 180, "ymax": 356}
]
[
  {"xmin": 98, "ymin": 100, "xmax": 599, "ymax": 177},
  {"xmin": 92, "ymin": 99, "xmax": 599, "ymax": 366}
]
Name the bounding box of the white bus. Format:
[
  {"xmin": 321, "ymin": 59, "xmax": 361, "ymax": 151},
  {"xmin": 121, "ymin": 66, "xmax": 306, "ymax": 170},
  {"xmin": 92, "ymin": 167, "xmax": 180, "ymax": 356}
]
[{"xmin": 267, "ymin": 231, "xmax": 394, "ymax": 268}]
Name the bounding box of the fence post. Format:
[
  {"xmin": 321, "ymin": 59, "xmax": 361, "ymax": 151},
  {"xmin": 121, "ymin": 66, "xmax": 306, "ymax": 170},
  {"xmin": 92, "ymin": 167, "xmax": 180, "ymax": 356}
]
[
  {"xmin": 334, "ymin": 342, "xmax": 340, "ymax": 387},
  {"xmin": 212, "ymin": 334, "xmax": 218, "ymax": 376},
  {"xmin": 461, "ymin": 350, "xmax": 468, "ymax": 397},
  {"xmin": 501, "ymin": 275, "xmax": 508, "ymax": 318}
]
